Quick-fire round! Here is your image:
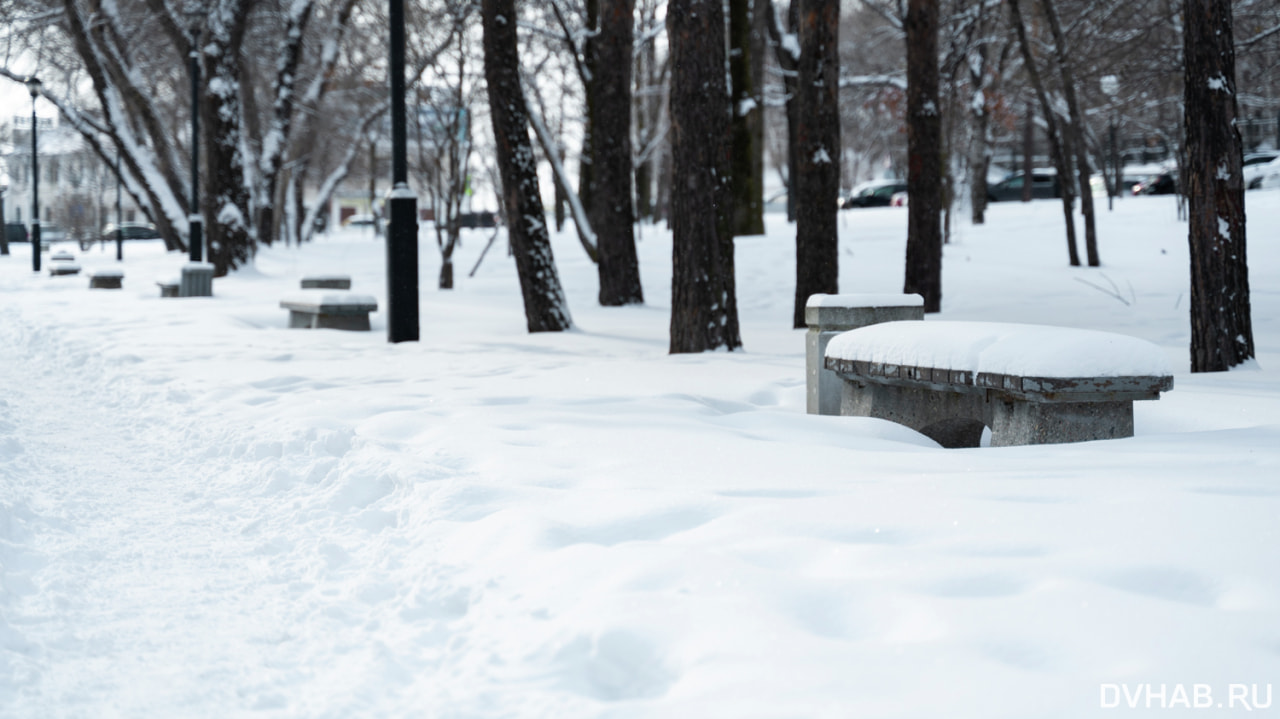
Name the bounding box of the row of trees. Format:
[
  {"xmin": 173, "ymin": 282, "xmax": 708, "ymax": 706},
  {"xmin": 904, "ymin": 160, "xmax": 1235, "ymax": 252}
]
[{"xmin": 0, "ymin": 0, "xmax": 1266, "ymax": 369}]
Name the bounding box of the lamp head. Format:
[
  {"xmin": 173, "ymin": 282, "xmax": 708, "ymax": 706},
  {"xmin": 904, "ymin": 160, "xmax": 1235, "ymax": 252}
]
[{"xmin": 25, "ymin": 76, "xmax": 42, "ymax": 98}]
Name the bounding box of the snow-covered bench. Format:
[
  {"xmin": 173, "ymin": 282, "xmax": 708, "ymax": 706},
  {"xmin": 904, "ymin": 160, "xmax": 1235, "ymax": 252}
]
[
  {"xmin": 300, "ymin": 275, "xmax": 351, "ymax": 290},
  {"xmin": 88, "ymin": 267, "xmax": 124, "ymax": 289},
  {"xmin": 805, "ymin": 293, "xmax": 925, "ymax": 415},
  {"xmin": 824, "ymin": 321, "xmax": 1174, "ymax": 447},
  {"xmin": 49, "ymin": 252, "xmax": 80, "ymax": 276},
  {"xmin": 280, "ymin": 290, "xmax": 377, "ymax": 331}
]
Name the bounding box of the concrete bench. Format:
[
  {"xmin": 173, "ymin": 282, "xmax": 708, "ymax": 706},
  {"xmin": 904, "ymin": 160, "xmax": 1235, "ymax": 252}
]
[
  {"xmin": 88, "ymin": 268, "xmax": 124, "ymax": 289},
  {"xmin": 805, "ymin": 293, "xmax": 925, "ymax": 415},
  {"xmin": 157, "ymin": 280, "xmax": 180, "ymax": 297},
  {"xmin": 49, "ymin": 252, "xmax": 81, "ymax": 276},
  {"xmin": 180, "ymin": 262, "xmax": 214, "ymax": 297},
  {"xmin": 824, "ymin": 321, "xmax": 1174, "ymax": 447},
  {"xmin": 301, "ymin": 275, "xmax": 351, "ymax": 290},
  {"xmin": 280, "ymin": 290, "xmax": 377, "ymax": 331}
]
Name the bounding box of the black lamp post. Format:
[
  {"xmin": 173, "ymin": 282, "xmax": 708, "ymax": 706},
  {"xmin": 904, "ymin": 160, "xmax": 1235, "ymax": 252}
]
[
  {"xmin": 1101, "ymin": 75, "xmax": 1120, "ymax": 211},
  {"xmin": 27, "ymin": 76, "xmax": 42, "ymax": 273},
  {"xmin": 386, "ymin": 0, "xmax": 419, "ymax": 343},
  {"xmin": 187, "ymin": 11, "xmax": 203, "ymax": 263},
  {"xmin": 116, "ymin": 145, "xmax": 124, "ymax": 261},
  {"xmin": 1, "ymin": 181, "xmax": 9, "ymax": 256}
]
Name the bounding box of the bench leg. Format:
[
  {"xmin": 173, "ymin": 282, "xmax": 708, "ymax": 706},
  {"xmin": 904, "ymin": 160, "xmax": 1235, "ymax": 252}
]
[
  {"xmin": 841, "ymin": 381, "xmax": 988, "ymax": 448},
  {"xmin": 288, "ymin": 310, "xmax": 316, "ymax": 328},
  {"xmin": 314, "ymin": 314, "xmax": 371, "ymax": 331},
  {"xmin": 989, "ymin": 399, "xmax": 1134, "ymax": 446}
]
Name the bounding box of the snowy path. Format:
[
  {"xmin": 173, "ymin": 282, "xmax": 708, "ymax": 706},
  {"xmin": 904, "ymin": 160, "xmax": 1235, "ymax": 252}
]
[{"xmin": 0, "ymin": 314, "xmax": 321, "ymax": 714}]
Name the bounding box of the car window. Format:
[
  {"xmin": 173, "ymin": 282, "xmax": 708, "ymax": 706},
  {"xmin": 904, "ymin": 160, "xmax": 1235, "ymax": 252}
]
[
  {"xmin": 874, "ymin": 186, "xmax": 896, "ymax": 197},
  {"xmin": 1003, "ymin": 176, "xmax": 1024, "ymax": 188}
]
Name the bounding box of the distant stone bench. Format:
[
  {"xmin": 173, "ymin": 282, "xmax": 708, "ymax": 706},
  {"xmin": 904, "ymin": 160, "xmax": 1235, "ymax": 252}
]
[
  {"xmin": 281, "ymin": 290, "xmax": 377, "ymax": 331},
  {"xmin": 157, "ymin": 279, "xmax": 180, "ymax": 297},
  {"xmin": 48, "ymin": 253, "xmax": 81, "ymax": 276},
  {"xmin": 88, "ymin": 268, "xmax": 124, "ymax": 289},
  {"xmin": 805, "ymin": 293, "xmax": 926, "ymax": 415},
  {"xmin": 301, "ymin": 275, "xmax": 351, "ymax": 290},
  {"xmin": 824, "ymin": 321, "xmax": 1174, "ymax": 447}
]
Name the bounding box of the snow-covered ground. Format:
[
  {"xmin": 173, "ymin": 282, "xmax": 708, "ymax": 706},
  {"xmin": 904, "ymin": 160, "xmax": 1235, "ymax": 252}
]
[{"xmin": 2, "ymin": 194, "xmax": 1278, "ymax": 718}]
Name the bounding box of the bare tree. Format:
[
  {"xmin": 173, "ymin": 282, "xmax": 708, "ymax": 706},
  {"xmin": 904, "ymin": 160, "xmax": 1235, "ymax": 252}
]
[
  {"xmin": 792, "ymin": 0, "xmax": 841, "ymax": 328},
  {"xmin": 482, "ymin": 0, "xmax": 572, "ymax": 332},
  {"xmin": 1184, "ymin": 0, "xmax": 1255, "ymax": 371},
  {"xmin": 668, "ymin": 0, "xmax": 742, "ymax": 352}
]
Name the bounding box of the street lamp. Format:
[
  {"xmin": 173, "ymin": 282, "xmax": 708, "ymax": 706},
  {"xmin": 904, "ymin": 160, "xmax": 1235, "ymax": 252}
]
[
  {"xmin": 1100, "ymin": 75, "xmax": 1120, "ymax": 211},
  {"xmin": 386, "ymin": 0, "xmax": 419, "ymax": 342},
  {"xmin": 1, "ymin": 180, "xmax": 9, "ymax": 256},
  {"xmin": 186, "ymin": 8, "xmax": 203, "ymax": 263},
  {"xmin": 26, "ymin": 76, "xmax": 42, "ymax": 273},
  {"xmin": 116, "ymin": 144, "xmax": 124, "ymax": 261}
]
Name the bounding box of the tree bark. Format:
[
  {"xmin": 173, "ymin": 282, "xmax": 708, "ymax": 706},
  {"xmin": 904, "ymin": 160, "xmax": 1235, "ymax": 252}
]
[
  {"xmin": 730, "ymin": 0, "xmax": 765, "ymax": 237},
  {"xmin": 792, "ymin": 0, "xmax": 840, "ymax": 328},
  {"xmin": 483, "ymin": 0, "xmax": 573, "ymax": 332},
  {"xmin": 1183, "ymin": 0, "xmax": 1254, "ymax": 371},
  {"xmin": 593, "ymin": 0, "xmax": 644, "ymax": 305},
  {"xmin": 904, "ymin": 0, "xmax": 943, "ymax": 313},
  {"xmin": 668, "ymin": 0, "xmax": 741, "ymax": 353}
]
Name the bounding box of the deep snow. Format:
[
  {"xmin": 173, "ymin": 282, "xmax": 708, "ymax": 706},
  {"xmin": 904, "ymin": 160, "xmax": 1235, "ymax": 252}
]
[{"xmin": 2, "ymin": 194, "xmax": 1279, "ymax": 718}]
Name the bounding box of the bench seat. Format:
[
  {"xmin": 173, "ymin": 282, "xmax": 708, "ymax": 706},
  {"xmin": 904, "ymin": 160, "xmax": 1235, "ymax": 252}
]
[
  {"xmin": 825, "ymin": 321, "xmax": 1174, "ymax": 447},
  {"xmin": 280, "ymin": 290, "xmax": 377, "ymax": 331},
  {"xmin": 89, "ymin": 268, "xmax": 124, "ymax": 289},
  {"xmin": 300, "ymin": 275, "xmax": 352, "ymax": 290}
]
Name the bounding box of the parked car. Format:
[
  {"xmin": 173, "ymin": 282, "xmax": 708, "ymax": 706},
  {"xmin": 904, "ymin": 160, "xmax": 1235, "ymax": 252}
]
[
  {"xmin": 99, "ymin": 222, "xmax": 162, "ymax": 242},
  {"xmin": 988, "ymin": 171, "xmax": 1060, "ymax": 202},
  {"xmin": 1243, "ymin": 152, "xmax": 1279, "ymax": 189},
  {"xmin": 40, "ymin": 224, "xmax": 69, "ymax": 245},
  {"xmin": 5, "ymin": 222, "xmax": 28, "ymax": 245},
  {"xmin": 343, "ymin": 213, "xmax": 376, "ymax": 227},
  {"xmin": 1133, "ymin": 172, "xmax": 1177, "ymax": 195},
  {"xmin": 457, "ymin": 211, "xmax": 498, "ymax": 228},
  {"xmin": 841, "ymin": 181, "xmax": 908, "ymax": 209}
]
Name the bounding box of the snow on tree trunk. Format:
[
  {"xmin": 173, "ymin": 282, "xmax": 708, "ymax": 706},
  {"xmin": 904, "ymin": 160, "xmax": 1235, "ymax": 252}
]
[
  {"xmin": 904, "ymin": 0, "xmax": 943, "ymax": 313},
  {"xmin": 792, "ymin": 0, "xmax": 840, "ymax": 329},
  {"xmin": 667, "ymin": 0, "xmax": 742, "ymax": 353},
  {"xmin": 1183, "ymin": 0, "xmax": 1255, "ymax": 372},
  {"xmin": 482, "ymin": 0, "xmax": 573, "ymax": 333}
]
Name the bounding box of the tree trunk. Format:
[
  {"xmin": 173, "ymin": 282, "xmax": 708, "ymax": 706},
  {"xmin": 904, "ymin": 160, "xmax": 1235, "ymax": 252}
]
[
  {"xmin": 730, "ymin": 0, "xmax": 765, "ymax": 236},
  {"xmin": 593, "ymin": 0, "xmax": 644, "ymax": 306},
  {"xmin": 1183, "ymin": 0, "xmax": 1254, "ymax": 371},
  {"xmin": 668, "ymin": 0, "xmax": 741, "ymax": 353},
  {"xmin": 766, "ymin": 0, "xmax": 800, "ymax": 223},
  {"xmin": 1039, "ymin": 0, "xmax": 1100, "ymax": 266},
  {"xmin": 904, "ymin": 0, "xmax": 943, "ymax": 313},
  {"xmin": 202, "ymin": 3, "xmax": 254, "ymax": 277},
  {"xmin": 482, "ymin": 0, "xmax": 572, "ymax": 332},
  {"xmin": 577, "ymin": 0, "xmax": 599, "ymax": 245},
  {"xmin": 1009, "ymin": 0, "xmax": 1081, "ymax": 267},
  {"xmin": 792, "ymin": 0, "xmax": 840, "ymax": 328}
]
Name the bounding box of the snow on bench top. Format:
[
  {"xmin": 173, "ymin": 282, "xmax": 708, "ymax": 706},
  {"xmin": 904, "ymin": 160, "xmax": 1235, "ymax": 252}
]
[
  {"xmin": 806, "ymin": 293, "xmax": 925, "ymax": 309},
  {"xmin": 281, "ymin": 291, "xmax": 377, "ymax": 309},
  {"xmin": 826, "ymin": 321, "xmax": 1174, "ymax": 378},
  {"xmin": 89, "ymin": 268, "xmax": 124, "ymax": 278},
  {"xmin": 300, "ymin": 274, "xmax": 351, "ymax": 281}
]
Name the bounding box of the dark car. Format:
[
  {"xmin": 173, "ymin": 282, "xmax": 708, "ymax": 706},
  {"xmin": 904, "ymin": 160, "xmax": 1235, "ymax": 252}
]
[
  {"xmin": 1133, "ymin": 173, "xmax": 1177, "ymax": 195},
  {"xmin": 841, "ymin": 182, "xmax": 908, "ymax": 209},
  {"xmin": 5, "ymin": 222, "xmax": 28, "ymax": 245},
  {"xmin": 457, "ymin": 211, "xmax": 498, "ymax": 228},
  {"xmin": 101, "ymin": 222, "xmax": 162, "ymax": 240},
  {"xmin": 988, "ymin": 172, "xmax": 1060, "ymax": 202}
]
